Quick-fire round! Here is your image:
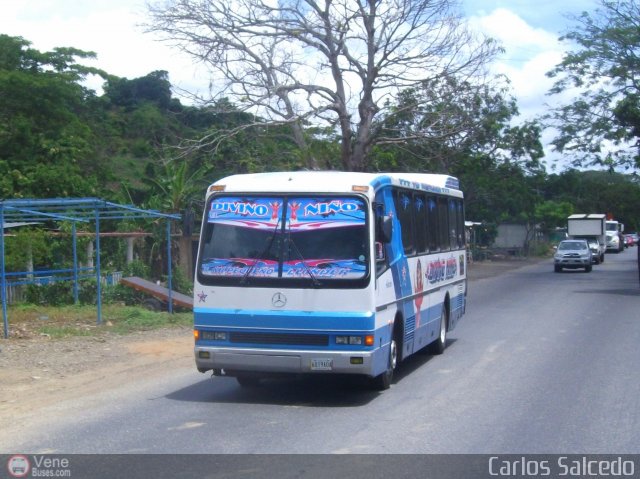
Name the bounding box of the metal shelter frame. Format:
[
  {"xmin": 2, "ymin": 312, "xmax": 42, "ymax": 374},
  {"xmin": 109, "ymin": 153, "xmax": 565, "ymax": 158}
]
[{"xmin": 0, "ymin": 198, "xmax": 181, "ymax": 339}]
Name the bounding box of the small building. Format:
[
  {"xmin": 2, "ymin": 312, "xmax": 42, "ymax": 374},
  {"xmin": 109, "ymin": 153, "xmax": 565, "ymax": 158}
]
[{"xmin": 493, "ymin": 223, "xmax": 528, "ymax": 250}]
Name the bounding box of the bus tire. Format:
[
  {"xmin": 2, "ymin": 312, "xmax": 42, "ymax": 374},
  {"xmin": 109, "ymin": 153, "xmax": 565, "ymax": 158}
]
[
  {"xmin": 428, "ymin": 303, "xmax": 448, "ymax": 355},
  {"xmin": 371, "ymin": 328, "xmax": 399, "ymax": 391}
]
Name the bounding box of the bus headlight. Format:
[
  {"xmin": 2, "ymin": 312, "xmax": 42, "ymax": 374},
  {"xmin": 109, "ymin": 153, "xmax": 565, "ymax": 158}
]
[{"xmin": 336, "ymin": 335, "xmax": 374, "ymax": 346}]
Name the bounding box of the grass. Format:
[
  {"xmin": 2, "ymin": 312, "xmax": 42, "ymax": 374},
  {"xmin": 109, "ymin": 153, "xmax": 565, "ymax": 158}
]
[
  {"xmin": 5, "ymin": 304, "xmax": 193, "ymax": 339},
  {"xmin": 38, "ymin": 325, "xmax": 94, "ymax": 339}
]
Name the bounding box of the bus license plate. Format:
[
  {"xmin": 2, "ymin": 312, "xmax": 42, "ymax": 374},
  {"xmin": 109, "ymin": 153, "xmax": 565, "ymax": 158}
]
[{"xmin": 311, "ymin": 358, "xmax": 333, "ymax": 371}]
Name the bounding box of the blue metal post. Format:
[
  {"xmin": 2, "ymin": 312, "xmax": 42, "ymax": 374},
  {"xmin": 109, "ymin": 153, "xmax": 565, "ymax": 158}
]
[
  {"xmin": 1, "ymin": 205, "xmax": 8, "ymax": 339},
  {"xmin": 72, "ymin": 222, "xmax": 79, "ymax": 304},
  {"xmin": 95, "ymin": 208, "xmax": 102, "ymax": 324},
  {"xmin": 167, "ymin": 220, "xmax": 173, "ymax": 314}
]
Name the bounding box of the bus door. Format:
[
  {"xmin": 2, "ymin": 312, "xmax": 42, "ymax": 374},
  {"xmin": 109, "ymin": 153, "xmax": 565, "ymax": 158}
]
[{"xmin": 377, "ymin": 188, "xmax": 415, "ymax": 359}]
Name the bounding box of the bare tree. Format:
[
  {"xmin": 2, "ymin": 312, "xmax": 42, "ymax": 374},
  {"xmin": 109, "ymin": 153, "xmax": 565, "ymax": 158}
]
[{"xmin": 146, "ymin": 0, "xmax": 501, "ymax": 171}]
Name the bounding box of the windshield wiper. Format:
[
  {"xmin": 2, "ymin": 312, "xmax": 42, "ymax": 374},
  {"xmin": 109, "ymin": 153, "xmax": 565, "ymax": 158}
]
[
  {"xmin": 285, "ymin": 220, "xmax": 321, "ymax": 288},
  {"xmin": 240, "ymin": 219, "xmax": 281, "ymax": 285}
]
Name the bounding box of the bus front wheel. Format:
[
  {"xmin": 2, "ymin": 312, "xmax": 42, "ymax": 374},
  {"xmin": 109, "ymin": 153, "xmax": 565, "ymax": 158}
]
[{"xmin": 371, "ymin": 334, "xmax": 397, "ymax": 391}]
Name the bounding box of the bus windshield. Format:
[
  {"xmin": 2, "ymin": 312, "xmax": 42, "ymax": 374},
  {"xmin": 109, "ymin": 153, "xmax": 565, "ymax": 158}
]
[{"xmin": 198, "ymin": 195, "xmax": 369, "ymax": 287}]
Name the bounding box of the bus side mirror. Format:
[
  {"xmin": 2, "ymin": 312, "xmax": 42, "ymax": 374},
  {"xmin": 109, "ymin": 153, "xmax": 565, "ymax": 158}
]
[{"xmin": 377, "ymin": 215, "xmax": 392, "ymax": 243}]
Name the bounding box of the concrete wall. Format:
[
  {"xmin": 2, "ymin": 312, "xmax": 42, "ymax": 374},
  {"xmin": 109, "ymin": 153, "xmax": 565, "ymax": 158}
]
[{"xmin": 493, "ymin": 223, "xmax": 528, "ymax": 249}]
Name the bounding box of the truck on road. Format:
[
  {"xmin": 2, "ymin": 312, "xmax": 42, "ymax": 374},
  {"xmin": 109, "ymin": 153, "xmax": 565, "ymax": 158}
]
[
  {"xmin": 606, "ymin": 219, "xmax": 625, "ymax": 253},
  {"xmin": 567, "ymin": 214, "xmax": 606, "ymax": 264}
]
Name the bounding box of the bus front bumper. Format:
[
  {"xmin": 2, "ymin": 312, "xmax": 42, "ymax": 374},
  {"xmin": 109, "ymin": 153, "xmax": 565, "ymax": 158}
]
[{"xmin": 195, "ymin": 345, "xmax": 382, "ymax": 377}]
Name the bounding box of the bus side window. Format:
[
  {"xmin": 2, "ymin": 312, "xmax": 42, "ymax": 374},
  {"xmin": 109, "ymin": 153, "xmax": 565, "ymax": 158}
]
[
  {"xmin": 437, "ymin": 196, "xmax": 449, "ymax": 251},
  {"xmin": 448, "ymin": 198, "xmax": 458, "ymax": 250},
  {"xmin": 374, "ymin": 199, "xmax": 391, "ymax": 276},
  {"xmin": 415, "ymin": 193, "xmax": 428, "ymax": 253},
  {"xmin": 457, "ymin": 200, "xmax": 465, "ymax": 248},
  {"xmin": 393, "ymin": 189, "xmax": 415, "ymax": 255},
  {"xmin": 426, "ymin": 196, "xmax": 438, "ymax": 252}
]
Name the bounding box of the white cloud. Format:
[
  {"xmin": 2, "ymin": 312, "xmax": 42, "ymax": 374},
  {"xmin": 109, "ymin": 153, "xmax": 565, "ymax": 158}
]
[
  {"xmin": 469, "ymin": 8, "xmax": 564, "ymax": 119},
  {"xmin": 496, "ymin": 50, "xmax": 565, "ymax": 118},
  {"xmin": 468, "ymin": 8, "xmax": 579, "ymax": 166},
  {"xmin": 471, "ymin": 7, "xmax": 559, "ymax": 53},
  {"xmin": 0, "ymin": 0, "xmax": 208, "ymax": 98}
]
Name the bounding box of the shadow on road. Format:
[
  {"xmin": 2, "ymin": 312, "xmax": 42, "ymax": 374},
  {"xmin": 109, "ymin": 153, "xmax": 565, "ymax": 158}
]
[
  {"xmin": 165, "ymin": 374, "xmax": 379, "ymax": 407},
  {"xmin": 575, "ymin": 288, "xmax": 639, "ymax": 297},
  {"xmin": 165, "ymin": 340, "xmax": 456, "ymax": 407}
]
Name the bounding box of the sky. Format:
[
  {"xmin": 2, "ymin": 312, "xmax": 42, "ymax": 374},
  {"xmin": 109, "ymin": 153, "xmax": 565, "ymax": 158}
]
[{"xmin": 0, "ymin": 0, "xmax": 600, "ymax": 165}]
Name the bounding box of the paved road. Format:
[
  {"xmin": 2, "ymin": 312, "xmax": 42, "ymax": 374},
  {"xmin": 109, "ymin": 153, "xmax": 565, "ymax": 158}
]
[{"xmin": 8, "ymin": 249, "xmax": 640, "ymax": 455}]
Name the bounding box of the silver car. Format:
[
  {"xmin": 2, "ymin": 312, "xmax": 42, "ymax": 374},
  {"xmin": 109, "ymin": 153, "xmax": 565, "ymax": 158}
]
[{"xmin": 554, "ymin": 239, "xmax": 593, "ymax": 273}]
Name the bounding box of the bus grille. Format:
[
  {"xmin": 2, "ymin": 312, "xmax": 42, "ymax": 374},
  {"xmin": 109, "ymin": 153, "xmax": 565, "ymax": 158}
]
[{"xmin": 229, "ymin": 332, "xmax": 329, "ymax": 346}]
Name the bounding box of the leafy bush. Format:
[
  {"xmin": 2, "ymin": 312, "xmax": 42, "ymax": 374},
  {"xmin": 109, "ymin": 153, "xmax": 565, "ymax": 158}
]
[
  {"xmin": 24, "ymin": 279, "xmax": 118, "ymax": 306},
  {"xmin": 167, "ymin": 266, "xmax": 193, "ymax": 296},
  {"xmin": 103, "ymin": 283, "xmax": 148, "ymax": 306},
  {"xmin": 24, "ymin": 284, "xmax": 45, "ymax": 305},
  {"xmin": 122, "ymin": 259, "xmax": 151, "ymax": 278},
  {"xmin": 19, "ymin": 259, "xmax": 188, "ymax": 308},
  {"xmin": 529, "ymin": 241, "xmax": 555, "ymax": 257},
  {"xmin": 25, "ymin": 282, "xmax": 73, "ymax": 306},
  {"xmin": 78, "ymin": 280, "xmax": 98, "ymax": 305}
]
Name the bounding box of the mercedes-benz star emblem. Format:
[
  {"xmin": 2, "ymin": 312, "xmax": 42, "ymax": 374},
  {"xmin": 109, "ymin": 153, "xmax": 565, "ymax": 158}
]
[{"xmin": 272, "ymin": 292, "xmax": 287, "ymax": 308}]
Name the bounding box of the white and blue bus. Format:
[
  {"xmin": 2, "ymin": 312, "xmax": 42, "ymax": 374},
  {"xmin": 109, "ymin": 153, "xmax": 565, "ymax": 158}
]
[{"xmin": 193, "ymin": 172, "xmax": 467, "ymax": 389}]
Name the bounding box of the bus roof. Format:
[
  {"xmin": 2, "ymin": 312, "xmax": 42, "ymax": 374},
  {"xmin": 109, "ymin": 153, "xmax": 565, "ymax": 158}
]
[{"xmin": 210, "ymin": 171, "xmax": 462, "ymax": 197}]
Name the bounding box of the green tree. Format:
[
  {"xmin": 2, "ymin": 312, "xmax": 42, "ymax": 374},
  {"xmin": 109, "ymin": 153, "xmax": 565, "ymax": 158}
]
[
  {"xmin": 371, "ymin": 75, "xmax": 544, "ymax": 173},
  {"xmin": 543, "ymin": 170, "xmax": 640, "ymax": 230},
  {"xmin": 546, "ymin": 0, "xmax": 640, "ymax": 169},
  {"xmin": 143, "ymin": 159, "xmax": 210, "ymax": 214},
  {"xmin": 535, "ymin": 200, "xmax": 575, "ymax": 234},
  {"xmin": 0, "ymin": 34, "xmax": 106, "ymax": 197},
  {"xmin": 103, "ymin": 70, "xmax": 174, "ymax": 111},
  {"xmin": 146, "ymin": 0, "xmax": 501, "ymax": 171}
]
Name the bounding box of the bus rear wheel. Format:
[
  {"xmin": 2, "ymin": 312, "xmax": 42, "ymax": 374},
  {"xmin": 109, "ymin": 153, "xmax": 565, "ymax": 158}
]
[
  {"xmin": 371, "ymin": 334, "xmax": 397, "ymax": 391},
  {"xmin": 428, "ymin": 304, "xmax": 448, "ymax": 355}
]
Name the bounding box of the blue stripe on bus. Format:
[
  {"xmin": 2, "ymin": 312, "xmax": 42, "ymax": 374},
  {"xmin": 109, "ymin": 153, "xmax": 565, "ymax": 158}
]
[
  {"xmin": 370, "ymin": 175, "xmax": 392, "ymax": 189},
  {"xmin": 194, "ymin": 308, "xmax": 375, "ymax": 331},
  {"xmin": 195, "ymin": 323, "xmax": 388, "ymax": 353}
]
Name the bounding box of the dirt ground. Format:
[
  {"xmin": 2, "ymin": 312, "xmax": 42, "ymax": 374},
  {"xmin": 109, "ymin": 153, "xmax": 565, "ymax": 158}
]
[
  {"xmin": 0, "ymin": 257, "xmax": 542, "ymax": 439},
  {"xmin": 0, "ymin": 326, "xmax": 194, "ymax": 440}
]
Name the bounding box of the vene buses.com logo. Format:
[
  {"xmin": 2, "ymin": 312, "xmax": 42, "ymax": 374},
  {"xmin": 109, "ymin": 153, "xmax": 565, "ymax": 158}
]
[{"xmin": 7, "ymin": 455, "xmax": 30, "ymax": 478}]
